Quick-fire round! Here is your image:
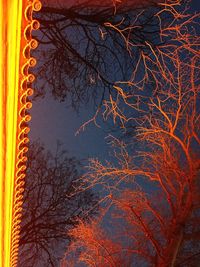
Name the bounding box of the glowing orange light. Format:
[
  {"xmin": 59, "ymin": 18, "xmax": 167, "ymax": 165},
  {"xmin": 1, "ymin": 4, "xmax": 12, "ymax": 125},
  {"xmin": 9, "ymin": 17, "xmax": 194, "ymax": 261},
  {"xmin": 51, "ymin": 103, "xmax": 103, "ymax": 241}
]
[{"xmin": 0, "ymin": 1, "xmax": 41, "ymax": 266}]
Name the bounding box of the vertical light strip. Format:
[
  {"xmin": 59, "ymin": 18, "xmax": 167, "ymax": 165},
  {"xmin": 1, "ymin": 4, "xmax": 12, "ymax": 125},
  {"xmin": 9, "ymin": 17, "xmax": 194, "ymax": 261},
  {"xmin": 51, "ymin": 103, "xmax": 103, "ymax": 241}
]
[
  {"xmin": 0, "ymin": 1, "xmax": 3, "ymax": 264},
  {"xmin": 0, "ymin": 1, "xmax": 22, "ymax": 266},
  {"xmin": 0, "ymin": 1, "xmax": 41, "ymax": 266}
]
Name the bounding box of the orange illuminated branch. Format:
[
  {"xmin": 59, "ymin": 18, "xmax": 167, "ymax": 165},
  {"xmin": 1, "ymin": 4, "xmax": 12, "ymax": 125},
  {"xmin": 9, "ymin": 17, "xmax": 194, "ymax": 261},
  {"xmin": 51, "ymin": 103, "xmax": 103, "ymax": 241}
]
[{"xmin": 0, "ymin": 1, "xmax": 41, "ymax": 266}]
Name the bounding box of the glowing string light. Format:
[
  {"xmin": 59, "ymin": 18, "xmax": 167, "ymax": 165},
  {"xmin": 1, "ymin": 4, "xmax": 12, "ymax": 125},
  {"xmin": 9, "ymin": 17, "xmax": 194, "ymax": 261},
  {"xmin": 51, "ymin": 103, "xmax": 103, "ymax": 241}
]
[{"xmin": 0, "ymin": 1, "xmax": 41, "ymax": 266}]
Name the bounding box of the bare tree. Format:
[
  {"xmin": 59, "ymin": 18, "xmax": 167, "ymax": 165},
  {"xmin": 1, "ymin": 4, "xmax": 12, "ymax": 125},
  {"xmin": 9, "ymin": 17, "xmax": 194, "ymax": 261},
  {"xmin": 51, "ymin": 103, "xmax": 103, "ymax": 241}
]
[
  {"xmin": 61, "ymin": 1, "xmax": 200, "ymax": 266},
  {"xmin": 18, "ymin": 141, "xmax": 98, "ymax": 267},
  {"xmin": 32, "ymin": 0, "xmax": 164, "ymax": 108},
  {"xmin": 62, "ymin": 138, "xmax": 199, "ymax": 266},
  {"xmin": 32, "ymin": 0, "xmax": 200, "ymax": 133}
]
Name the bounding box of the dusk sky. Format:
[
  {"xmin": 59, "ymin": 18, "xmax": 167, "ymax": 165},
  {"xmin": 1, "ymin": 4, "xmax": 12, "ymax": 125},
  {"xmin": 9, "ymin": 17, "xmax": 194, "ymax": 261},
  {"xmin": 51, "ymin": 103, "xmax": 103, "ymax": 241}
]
[{"xmin": 29, "ymin": 94, "xmax": 109, "ymax": 160}]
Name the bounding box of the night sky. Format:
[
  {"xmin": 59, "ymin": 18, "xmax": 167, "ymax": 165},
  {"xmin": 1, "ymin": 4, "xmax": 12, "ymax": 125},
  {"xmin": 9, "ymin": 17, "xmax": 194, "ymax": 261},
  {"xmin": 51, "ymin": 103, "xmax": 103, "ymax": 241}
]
[{"xmin": 29, "ymin": 94, "xmax": 109, "ymax": 160}]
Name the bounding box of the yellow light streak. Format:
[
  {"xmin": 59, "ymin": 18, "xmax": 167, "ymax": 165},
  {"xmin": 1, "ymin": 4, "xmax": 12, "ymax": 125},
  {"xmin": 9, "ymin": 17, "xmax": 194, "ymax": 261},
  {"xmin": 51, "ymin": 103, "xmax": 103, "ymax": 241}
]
[{"xmin": 0, "ymin": 1, "xmax": 41, "ymax": 266}]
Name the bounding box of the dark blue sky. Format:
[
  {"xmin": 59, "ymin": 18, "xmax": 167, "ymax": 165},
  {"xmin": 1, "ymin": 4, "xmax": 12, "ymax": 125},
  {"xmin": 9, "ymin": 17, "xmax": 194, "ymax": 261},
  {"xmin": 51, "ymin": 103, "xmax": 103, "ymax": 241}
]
[{"xmin": 29, "ymin": 93, "xmax": 109, "ymax": 160}]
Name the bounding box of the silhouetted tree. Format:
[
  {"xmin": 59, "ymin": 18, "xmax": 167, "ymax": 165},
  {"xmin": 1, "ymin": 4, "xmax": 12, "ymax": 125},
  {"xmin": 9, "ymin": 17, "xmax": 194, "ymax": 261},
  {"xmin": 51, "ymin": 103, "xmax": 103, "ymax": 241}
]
[
  {"xmin": 32, "ymin": 0, "xmax": 164, "ymax": 108},
  {"xmin": 18, "ymin": 141, "xmax": 98, "ymax": 267}
]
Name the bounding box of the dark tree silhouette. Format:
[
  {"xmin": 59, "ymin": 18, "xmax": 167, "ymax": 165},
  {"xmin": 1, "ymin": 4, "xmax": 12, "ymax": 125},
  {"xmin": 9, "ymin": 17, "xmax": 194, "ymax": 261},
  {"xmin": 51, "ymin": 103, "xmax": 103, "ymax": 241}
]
[
  {"xmin": 32, "ymin": 0, "xmax": 163, "ymax": 108},
  {"xmin": 18, "ymin": 141, "xmax": 98, "ymax": 267}
]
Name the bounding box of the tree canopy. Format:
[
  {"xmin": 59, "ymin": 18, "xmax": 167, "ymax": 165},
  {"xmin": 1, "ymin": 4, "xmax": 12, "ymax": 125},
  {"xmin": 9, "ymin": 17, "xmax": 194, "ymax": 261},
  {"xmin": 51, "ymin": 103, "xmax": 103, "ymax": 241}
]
[{"xmin": 18, "ymin": 141, "xmax": 98, "ymax": 267}]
